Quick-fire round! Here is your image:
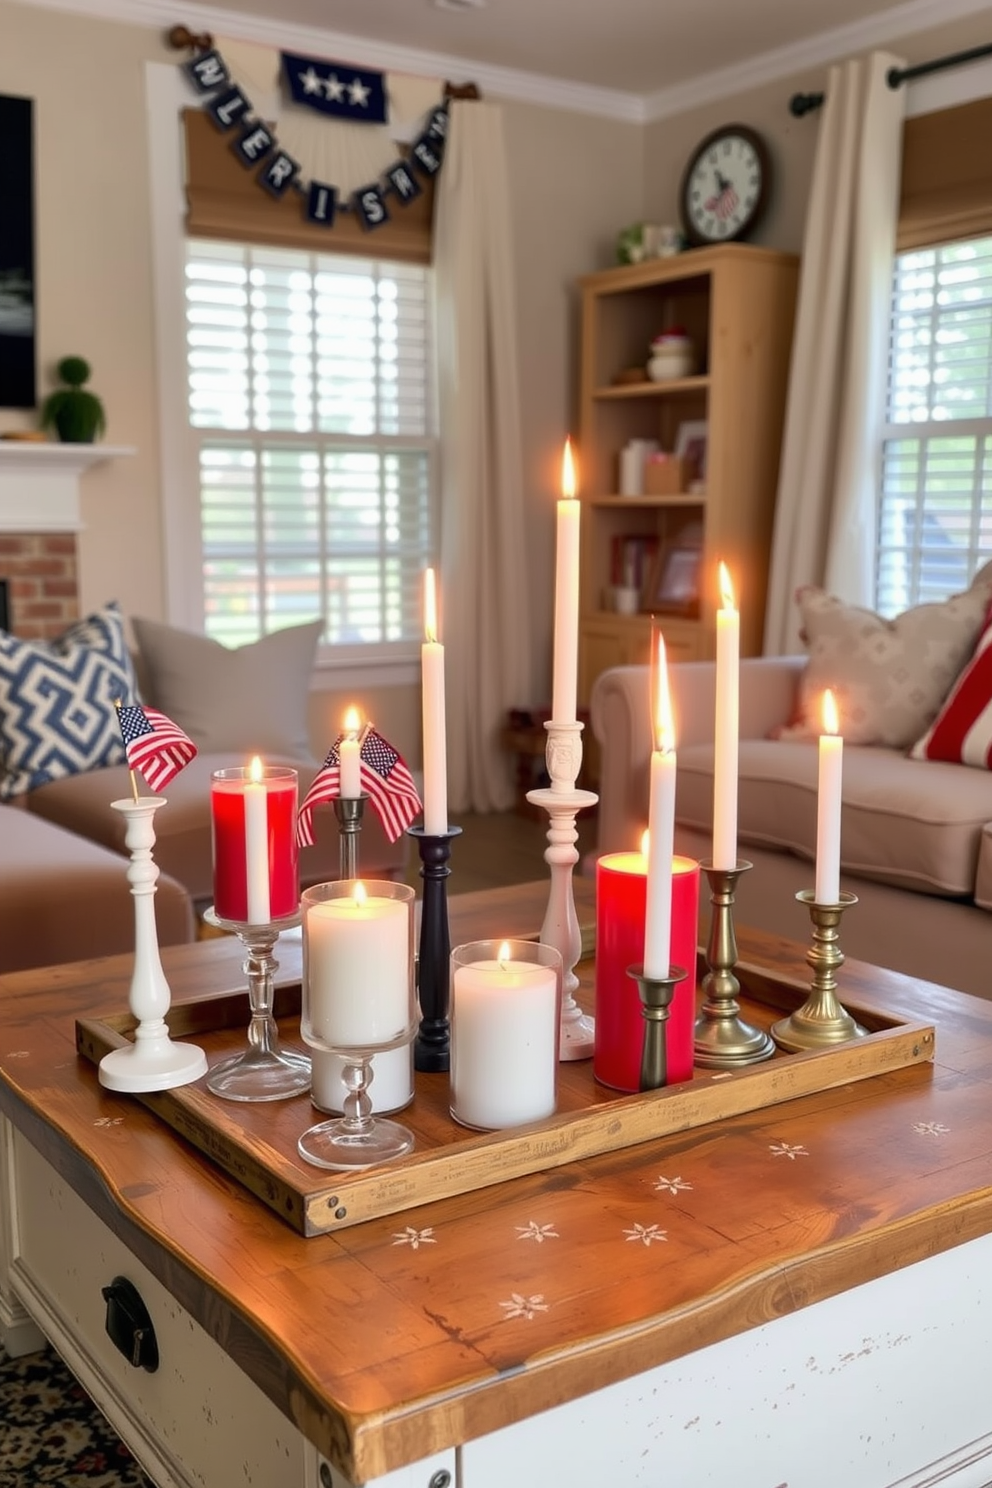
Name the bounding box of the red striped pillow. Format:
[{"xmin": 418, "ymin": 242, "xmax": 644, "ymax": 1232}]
[{"xmin": 912, "ymin": 609, "xmax": 992, "ymax": 766}]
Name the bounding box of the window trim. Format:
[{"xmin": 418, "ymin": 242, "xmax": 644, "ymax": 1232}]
[{"xmin": 145, "ymin": 61, "xmax": 424, "ymax": 684}]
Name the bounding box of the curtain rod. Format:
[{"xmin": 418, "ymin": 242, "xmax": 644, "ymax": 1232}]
[{"xmin": 789, "ymin": 39, "xmax": 992, "ymax": 117}]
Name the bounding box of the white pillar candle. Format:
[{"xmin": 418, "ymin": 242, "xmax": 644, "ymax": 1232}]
[
  {"xmin": 303, "ymin": 884, "xmax": 410, "ymax": 1048},
  {"xmin": 713, "ymin": 562, "xmax": 739, "ymax": 871},
  {"xmin": 551, "ymin": 438, "xmax": 580, "ymax": 727},
  {"xmin": 644, "ymin": 633, "xmax": 677, "ymax": 979},
  {"xmin": 815, "ymin": 689, "xmax": 844, "ymax": 905},
  {"xmin": 244, "ymin": 755, "xmax": 270, "ymax": 925},
  {"xmin": 339, "ymin": 707, "xmax": 362, "ymax": 800},
  {"xmin": 422, "ymin": 567, "xmax": 448, "ymax": 835},
  {"xmin": 451, "ymin": 947, "xmax": 558, "ymax": 1130}
]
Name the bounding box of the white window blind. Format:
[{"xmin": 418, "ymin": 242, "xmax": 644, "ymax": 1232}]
[
  {"xmin": 184, "ymin": 239, "xmax": 436, "ymax": 650},
  {"xmin": 878, "ymin": 236, "xmax": 992, "ymax": 616}
]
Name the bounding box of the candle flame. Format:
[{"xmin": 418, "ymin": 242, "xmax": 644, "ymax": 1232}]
[
  {"xmin": 653, "ymin": 631, "xmax": 676, "ymax": 754},
  {"xmin": 640, "ymin": 828, "xmax": 650, "ymax": 858},
  {"xmin": 353, "ymin": 881, "xmax": 367, "ymax": 908},
  {"xmin": 249, "ymin": 755, "xmax": 263, "ymax": 784},
  {"xmin": 497, "ymin": 939, "xmax": 511, "ymax": 969},
  {"xmin": 561, "ymin": 437, "xmax": 577, "ymax": 500},
  {"xmin": 343, "ymin": 705, "xmax": 361, "ymax": 736},
  {"xmin": 718, "ymin": 561, "xmax": 736, "ymax": 612},
  {"xmin": 424, "ymin": 567, "xmax": 438, "ymax": 644},
  {"xmin": 822, "ymin": 688, "xmax": 839, "ymax": 736}
]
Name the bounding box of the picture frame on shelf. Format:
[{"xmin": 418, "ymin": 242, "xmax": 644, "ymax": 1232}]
[
  {"xmin": 674, "ymin": 419, "xmax": 708, "ymax": 487},
  {"xmin": 645, "ymin": 541, "xmax": 702, "ymax": 617}
]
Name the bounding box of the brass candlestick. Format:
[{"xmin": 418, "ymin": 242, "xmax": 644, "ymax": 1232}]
[
  {"xmin": 693, "ymin": 860, "xmax": 775, "ymax": 1068},
  {"xmin": 628, "ymin": 963, "xmax": 688, "ymax": 1091},
  {"xmin": 771, "ymin": 891, "xmax": 867, "ymax": 1051}
]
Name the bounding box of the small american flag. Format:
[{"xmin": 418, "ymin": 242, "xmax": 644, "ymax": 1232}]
[
  {"xmin": 116, "ymin": 703, "xmax": 198, "ymax": 792},
  {"xmin": 297, "ymin": 726, "xmax": 422, "ymax": 846}
]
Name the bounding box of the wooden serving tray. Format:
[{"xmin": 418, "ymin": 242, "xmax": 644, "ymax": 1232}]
[{"xmin": 76, "ymin": 959, "xmax": 935, "ymax": 1237}]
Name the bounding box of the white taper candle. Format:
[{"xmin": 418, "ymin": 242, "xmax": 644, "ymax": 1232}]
[
  {"xmin": 551, "ymin": 438, "xmax": 580, "ymax": 727},
  {"xmin": 644, "ymin": 632, "xmax": 677, "ymax": 979},
  {"xmin": 422, "ymin": 567, "xmax": 448, "ymax": 836},
  {"xmin": 713, "ymin": 562, "xmax": 739, "ymax": 871},
  {"xmin": 815, "ymin": 689, "xmax": 843, "ymax": 905}
]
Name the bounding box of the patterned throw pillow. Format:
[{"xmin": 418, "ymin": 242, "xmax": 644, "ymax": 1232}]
[
  {"xmin": 912, "ymin": 603, "xmax": 992, "ymax": 766},
  {"xmin": 0, "ymin": 604, "xmax": 139, "ymax": 799},
  {"xmin": 778, "ymin": 562, "xmax": 992, "ymax": 748}
]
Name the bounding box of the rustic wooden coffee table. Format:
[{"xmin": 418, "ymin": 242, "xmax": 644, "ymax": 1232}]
[{"xmin": 2, "ymin": 879, "xmax": 992, "ymax": 1488}]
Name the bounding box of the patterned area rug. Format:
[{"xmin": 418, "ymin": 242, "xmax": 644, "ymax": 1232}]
[{"xmin": 0, "ymin": 1342, "xmax": 153, "ymax": 1486}]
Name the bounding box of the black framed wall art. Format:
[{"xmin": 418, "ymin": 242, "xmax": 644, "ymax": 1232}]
[{"xmin": 0, "ymin": 95, "xmax": 36, "ymax": 409}]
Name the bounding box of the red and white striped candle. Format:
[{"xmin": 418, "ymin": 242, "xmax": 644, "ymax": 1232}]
[{"xmin": 211, "ymin": 761, "xmax": 299, "ymax": 925}]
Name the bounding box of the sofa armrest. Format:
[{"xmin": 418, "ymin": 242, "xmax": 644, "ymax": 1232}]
[{"xmin": 590, "ymin": 656, "xmax": 806, "ymax": 856}]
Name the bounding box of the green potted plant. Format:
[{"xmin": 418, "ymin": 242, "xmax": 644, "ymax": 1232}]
[{"xmin": 41, "ymin": 356, "xmax": 106, "ymax": 444}]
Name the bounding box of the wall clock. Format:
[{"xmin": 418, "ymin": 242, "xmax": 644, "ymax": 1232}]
[{"xmin": 679, "ymin": 124, "xmax": 770, "ymax": 246}]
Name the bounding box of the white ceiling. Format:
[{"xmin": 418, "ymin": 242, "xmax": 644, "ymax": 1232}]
[{"xmin": 150, "ymin": 0, "xmax": 987, "ymax": 116}]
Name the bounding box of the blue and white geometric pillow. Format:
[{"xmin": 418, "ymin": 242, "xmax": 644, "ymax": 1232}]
[{"xmin": 0, "ymin": 602, "xmax": 141, "ymax": 799}]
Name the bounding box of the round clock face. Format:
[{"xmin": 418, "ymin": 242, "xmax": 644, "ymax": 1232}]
[{"xmin": 680, "ymin": 126, "xmax": 769, "ymax": 246}]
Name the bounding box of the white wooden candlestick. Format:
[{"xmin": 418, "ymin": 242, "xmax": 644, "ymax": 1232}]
[
  {"xmin": 527, "ymin": 719, "xmax": 599, "ymax": 1060},
  {"xmin": 98, "ymin": 797, "xmax": 207, "ymax": 1093}
]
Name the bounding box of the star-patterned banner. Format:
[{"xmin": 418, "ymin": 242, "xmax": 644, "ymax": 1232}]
[
  {"xmin": 183, "ymin": 45, "xmax": 448, "ymax": 231},
  {"xmin": 282, "ymin": 52, "xmax": 388, "ymax": 124}
]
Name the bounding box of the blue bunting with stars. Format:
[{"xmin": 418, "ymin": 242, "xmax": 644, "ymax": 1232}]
[{"xmin": 282, "ymin": 52, "xmax": 388, "ymax": 124}]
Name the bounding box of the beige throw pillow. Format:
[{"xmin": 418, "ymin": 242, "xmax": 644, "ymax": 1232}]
[
  {"xmin": 784, "ymin": 562, "xmax": 992, "ymax": 748},
  {"xmin": 132, "ymin": 618, "xmax": 321, "ymax": 759}
]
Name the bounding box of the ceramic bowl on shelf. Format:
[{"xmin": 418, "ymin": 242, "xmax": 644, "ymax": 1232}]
[{"xmin": 647, "ymin": 330, "xmax": 694, "ymax": 382}]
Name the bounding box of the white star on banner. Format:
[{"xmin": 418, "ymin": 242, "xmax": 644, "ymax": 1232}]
[
  {"xmin": 299, "ymin": 66, "xmax": 322, "ymax": 95},
  {"xmin": 349, "ymin": 78, "xmax": 371, "ymax": 107},
  {"xmin": 324, "ymin": 73, "xmax": 345, "ymax": 102}
]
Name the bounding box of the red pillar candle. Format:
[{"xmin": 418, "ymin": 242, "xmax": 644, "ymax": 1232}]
[
  {"xmin": 594, "ymin": 852, "xmax": 700, "ymax": 1090},
  {"xmin": 211, "ymin": 763, "xmax": 299, "ymax": 925}
]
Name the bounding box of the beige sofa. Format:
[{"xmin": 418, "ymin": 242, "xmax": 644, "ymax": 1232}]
[{"xmin": 591, "ymin": 657, "xmax": 992, "ymax": 1001}]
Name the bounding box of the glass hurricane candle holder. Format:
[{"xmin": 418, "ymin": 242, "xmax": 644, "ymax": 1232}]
[
  {"xmin": 449, "ymin": 939, "xmax": 562, "ymax": 1131},
  {"xmin": 297, "ymin": 880, "xmax": 417, "ymax": 1170}
]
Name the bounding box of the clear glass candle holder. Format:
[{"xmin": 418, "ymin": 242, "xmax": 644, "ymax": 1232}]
[
  {"xmin": 449, "ymin": 939, "xmax": 563, "ymax": 1131},
  {"xmin": 298, "ymin": 879, "xmax": 417, "ymax": 1170}
]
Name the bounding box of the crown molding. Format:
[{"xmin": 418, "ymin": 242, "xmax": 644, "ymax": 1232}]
[
  {"xmin": 642, "ymin": 0, "xmax": 992, "ymax": 122},
  {"xmin": 9, "ymin": 0, "xmax": 989, "ymax": 124},
  {"xmin": 8, "ymin": 0, "xmax": 646, "ymax": 121}
]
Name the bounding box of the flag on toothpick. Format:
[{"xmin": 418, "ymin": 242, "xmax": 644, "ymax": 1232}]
[
  {"xmin": 116, "ymin": 704, "xmax": 198, "ymax": 792},
  {"xmin": 297, "ymin": 726, "xmax": 421, "ymax": 846}
]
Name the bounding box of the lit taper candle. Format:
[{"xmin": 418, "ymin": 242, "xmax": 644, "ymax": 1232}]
[
  {"xmin": 339, "ymin": 707, "xmax": 362, "ymax": 800},
  {"xmin": 422, "ymin": 567, "xmax": 448, "ymax": 836},
  {"xmin": 713, "ymin": 561, "xmax": 739, "ymax": 870},
  {"xmin": 644, "ymin": 631, "xmax": 677, "ymax": 979},
  {"xmin": 815, "ymin": 689, "xmax": 843, "ymax": 905},
  {"xmin": 551, "ymin": 437, "xmax": 580, "ymax": 726}
]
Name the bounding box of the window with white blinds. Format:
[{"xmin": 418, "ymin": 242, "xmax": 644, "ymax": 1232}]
[
  {"xmin": 877, "ymin": 236, "xmax": 992, "ymax": 616},
  {"xmin": 184, "ymin": 240, "xmax": 437, "ymax": 650}
]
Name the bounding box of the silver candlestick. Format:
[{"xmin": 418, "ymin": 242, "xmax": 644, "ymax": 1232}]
[{"xmin": 527, "ymin": 718, "xmax": 598, "ymax": 1061}]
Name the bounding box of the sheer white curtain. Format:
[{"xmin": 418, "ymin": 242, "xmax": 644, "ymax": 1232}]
[
  {"xmin": 434, "ymin": 100, "xmax": 534, "ymax": 813},
  {"xmin": 763, "ymin": 52, "xmax": 905, "ymax": 655}
]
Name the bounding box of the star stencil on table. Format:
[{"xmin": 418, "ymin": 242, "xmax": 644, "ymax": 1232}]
[
  {"xmin": 392, "ymin": 1226, "xmax": 436, "ymax": 1249},
  {"xmin": 516, "ymin": 1221, "xmax": 559, "ymax": 1243},
  {"xmin": 913, "ymin": 1121, "xmax": 950, "ymax": 1136},
  {"xmin": 299, "ymin": 66, "xmax": 322, "ymax": 95},
  {"xmin": 769, "ymin": 1141, "xmax": 808, "ymax": 1160},
  {"xmin": 94, "ymin": 1116, "xmax": 124, "ymax": 1128},
  {"xmin": 654, "ymin": 1175, "xmax": 693, "ymax": 1196},
  {"xmin": 624, "ymin": 1223, "xmax": 668, "ymax": 1246},
  {"xmin": 500, "ymin": 1293, "xmax": 549, "ymax": 1321}
]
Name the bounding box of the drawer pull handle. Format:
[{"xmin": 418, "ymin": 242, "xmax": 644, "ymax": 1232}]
[{"xmin": 101, "ymin": 1276, "xmax": 160, "ymax": 1372}]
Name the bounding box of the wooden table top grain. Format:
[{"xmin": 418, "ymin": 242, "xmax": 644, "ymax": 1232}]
[{"xmin": 2, "ymin": 877, "xmax": 992, "ymax": 1484}]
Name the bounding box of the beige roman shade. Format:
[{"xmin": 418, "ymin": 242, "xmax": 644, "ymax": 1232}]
[
  {"xmin": 898, "ymin": 96, "xmax": 992, "ymax": 250},
  {"xmin": 183, "ymin": 107, "xmax": 435, "ymax": 263}
]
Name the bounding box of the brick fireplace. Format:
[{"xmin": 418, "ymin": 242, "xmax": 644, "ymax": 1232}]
[{"xmin": 0, "ymin": 442, "xmax": 130, "ymax": 639}]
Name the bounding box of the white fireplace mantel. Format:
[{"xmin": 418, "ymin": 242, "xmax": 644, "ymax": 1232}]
[{"xmin": 0, "ymin": 443, "xmax": 136, "ymax": 533}]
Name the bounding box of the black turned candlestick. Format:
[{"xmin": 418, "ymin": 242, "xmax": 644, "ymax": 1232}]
[{"xmin": 407, "ymin": 825, "xmax": 461, "ymax": 1072}]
